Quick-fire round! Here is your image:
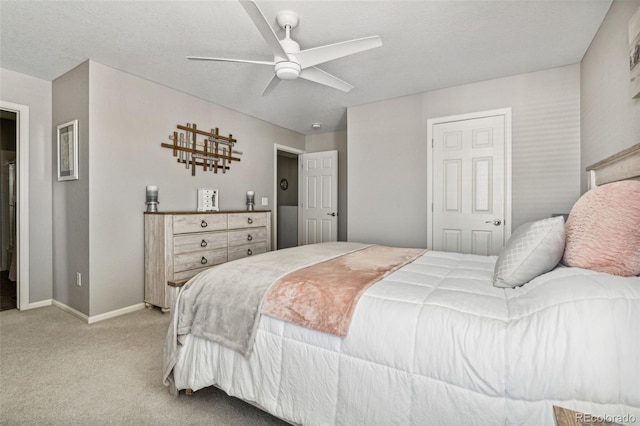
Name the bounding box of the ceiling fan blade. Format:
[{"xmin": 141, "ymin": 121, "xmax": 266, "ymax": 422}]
[
  {"xmin": 299, "ymin": 67, "xmax": 354, "ymax": 93},
  {"xmin": 187, "ymin": 56, "xmax": 274, "ymax": 66},
  {"xmin": 295, "ymin": 36, "xmax": 382, "ymax": 69},
  {"xmin": 239, "ymin": 0, "xmax": 288, "ymax": 60},
  {"xmin": 261, "ymin": 75, "xmax": 281, "ymax": 96}
]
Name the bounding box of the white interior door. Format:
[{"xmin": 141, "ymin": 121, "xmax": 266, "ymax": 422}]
[
  {"xmin": 432, "ymin": 114, "xmax": 507, "ymax": 255},
  {"xmin": 301, "ymin": 150, "xmax": 338, "ymax": 244}
]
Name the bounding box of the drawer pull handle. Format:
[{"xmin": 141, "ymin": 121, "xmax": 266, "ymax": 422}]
[
  {"xmin": 247, "ymin": 217, "xmax": 253, "ymax": 224},
  {"xmin": 201, "ymin": 256, "xmax": 208, "ymax": 265},
  {"xmin": 247, "ymin": 249, "xmax": 253, "ymax": 256},
  {"xmin": 201, "ymin": 220, "xmax": 208, "ymax": 228},
  {"xmin": 200, "ymin": 239, "xmax": 207, "ymax": 247},
  {"xmin": 247, "ymin": 234, "xmax": 253, "ymax": 241}
]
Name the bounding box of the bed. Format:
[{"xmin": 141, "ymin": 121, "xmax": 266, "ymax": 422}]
[{"xmin": 163, "ymin": 145, "xmax": 640, "ymax": 425}]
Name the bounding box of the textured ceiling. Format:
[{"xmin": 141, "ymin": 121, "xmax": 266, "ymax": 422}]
[{"xmin": 0, "ymin": 1, "xmax": 611, "ymax": 135}]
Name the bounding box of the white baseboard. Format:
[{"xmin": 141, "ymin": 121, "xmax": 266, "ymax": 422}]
[
  {"xmin": 87, "ymin": 303, "xmax": 146, "ymax": 324},
  {"xmin": 20, "ymin": 299, "xmax": 52, "ymax": 310},
  {"xmin": 51, "ymin": 300, "xmax": 146, "ymax": 324}
]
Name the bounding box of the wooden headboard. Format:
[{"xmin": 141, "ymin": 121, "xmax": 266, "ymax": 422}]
[{"xmin": 586, "ymin": 143, "xmax": 640, "ymax": 188}]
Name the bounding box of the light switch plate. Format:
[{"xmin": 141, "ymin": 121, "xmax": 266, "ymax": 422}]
[{"xmin": 261, "ymin": 197, "xmax": 268, "ymax": 206}]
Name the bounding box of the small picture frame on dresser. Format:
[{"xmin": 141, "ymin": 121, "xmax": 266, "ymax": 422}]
[{"xmin": 197, "ymin": 188, "xmax": 219, "ymax": 212}]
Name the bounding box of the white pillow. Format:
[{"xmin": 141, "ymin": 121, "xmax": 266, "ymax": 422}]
[{"xmin": 493, "ymin": 216, "xmax": 565, "ymax": 288}]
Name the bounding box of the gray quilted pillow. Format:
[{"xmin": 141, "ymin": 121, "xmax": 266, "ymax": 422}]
[{"xmin": 493, "ymin": 216, "xmax": 565, "ymax": 288}]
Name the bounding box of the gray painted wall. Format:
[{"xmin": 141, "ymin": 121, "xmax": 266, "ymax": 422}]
[
  {"xmin": 0, "ymin": 68, "xmax": 53, "ymax": 303},
  {"xmin": 348, "ymin": 64, "xmax": 581, "ymax": 248},
  {"xmin": 52, "ymin": 61, "xmax": 91, "ymax": 314},
  {"xmin": 348, "ymin": 96, "xmax": 425, "ymax": 247},
  {"xmin": 581, "ymin": 0, "xmax": 640, "ymax": 193},
  {"xmin": 87, "ymin": 61, "xmax": 304, "ymax": 316}
]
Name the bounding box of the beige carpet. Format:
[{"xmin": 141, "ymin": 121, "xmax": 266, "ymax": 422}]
[{"xmin": 0, "ymin": 306, "xmax": 288, "ymax": 425}]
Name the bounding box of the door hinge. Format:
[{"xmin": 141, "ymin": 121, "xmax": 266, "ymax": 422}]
[{"xmin": 431, "ymin": 203, "xmax": 434, "ymax": 212}]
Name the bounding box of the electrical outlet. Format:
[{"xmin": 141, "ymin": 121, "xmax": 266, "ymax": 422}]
[
  {"xmin": 76, "ymin": 272, "xmax": 82, "ymax": 287},
  {"xmin": 261, "ymin": 197, "xmax": 268, "ymax": 206}
]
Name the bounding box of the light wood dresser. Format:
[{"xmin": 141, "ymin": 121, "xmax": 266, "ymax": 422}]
[{"xmin": 144, "ymin": 210, "xmax": 271, "ymax": 312}]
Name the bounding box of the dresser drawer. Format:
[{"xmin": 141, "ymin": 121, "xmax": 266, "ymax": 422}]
[
  {"xmin": 228, "ymin": 212, "xmax": 268, "ymax": 229},
  {"xmin": 173, "ymin": 266, "xmax": 209, "ymax": 281},
  {"xmin": 174, "ymin": 214, "xmax": 228, "ymax": 234},
  {"xmin": 174, "ymin": 231, "xmax": 228, "ymax": 255},
  {"xmin": 228, "ymin": 227, "xmax": 267, "ymax": 247},
  {"xmin": 174, "ymin": 248, "xmax": 227, "ymax": 273},
  {"xmin": 228, "ymin": 242, "xmax": 267, "ymax": 261}
]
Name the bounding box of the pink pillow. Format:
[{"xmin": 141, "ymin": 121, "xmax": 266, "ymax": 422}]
[{"xmin": 562, "ymin": 180, "xmax": 640, "ymax": 276}]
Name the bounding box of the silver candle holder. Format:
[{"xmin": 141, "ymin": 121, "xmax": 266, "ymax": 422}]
[
  {"xmin": 146, "ymin": 185, "xmax": 159, "ymax": 212},
  {"xmin": 246, "ymin": 190, "xmax": 255, "ymax": 211}
]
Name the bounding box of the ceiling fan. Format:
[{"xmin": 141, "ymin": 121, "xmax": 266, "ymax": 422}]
[{"xmin": 187, "ymin": 0, "xmax": 382, "ymax": 96}]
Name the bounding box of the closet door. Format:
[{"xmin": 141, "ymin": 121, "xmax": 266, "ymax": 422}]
[{"xmin": 432, "ymin": 115, "xmax": 506, "ymax": 256}]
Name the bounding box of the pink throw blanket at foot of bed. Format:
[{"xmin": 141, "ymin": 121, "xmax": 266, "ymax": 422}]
[{"xmin": 261, "ymin": 245, "xmax": 427, "ymax": 337}]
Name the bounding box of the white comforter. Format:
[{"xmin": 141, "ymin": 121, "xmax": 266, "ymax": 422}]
[{"xmin": 171, "ymin": 251, "xmax": 640, "ymax": 425}]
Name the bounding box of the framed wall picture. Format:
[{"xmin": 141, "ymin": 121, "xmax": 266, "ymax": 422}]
[
  {"xmin": 57, "ymin": 119, "xmax": 79, "ymax": 181},
  {"xmin": 629, "ymin": 6, "xmax": 640, "ymax": 99}
]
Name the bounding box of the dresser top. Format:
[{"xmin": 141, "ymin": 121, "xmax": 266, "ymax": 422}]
[{"xmin": 144, "ymin": 210, "xmax": 271, "ymax": 215}]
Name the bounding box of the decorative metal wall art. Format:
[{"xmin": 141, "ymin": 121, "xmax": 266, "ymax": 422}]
[{"xmin": 161, "ymin": 123, "xmax": 242, "ymax": 176}]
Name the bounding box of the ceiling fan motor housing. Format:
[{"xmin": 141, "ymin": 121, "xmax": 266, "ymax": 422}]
[
  {"xmin": 275, "ymin": 61, "xmax": 301, "ymax": 80},
  {"xmin": 275, "ymin": 36, "xmax": 301, "ymax": 80}
]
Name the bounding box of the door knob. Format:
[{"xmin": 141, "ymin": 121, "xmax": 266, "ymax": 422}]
[
  {"xmin": 327, "ymin": 212, "xmax": 337, "ymax": 217},
  {"xmin": 485, "ymin": 219, "xmax": 502, "ymax": 226}
]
